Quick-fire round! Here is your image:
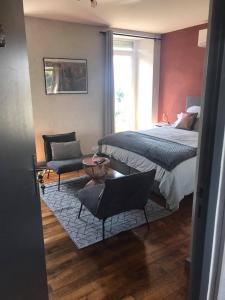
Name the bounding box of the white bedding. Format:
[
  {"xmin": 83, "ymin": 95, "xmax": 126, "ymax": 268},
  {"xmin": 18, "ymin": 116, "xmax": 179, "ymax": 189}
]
[{"xmin": 100, "ymin": 127, "xmax": 198, "ymax": 210}]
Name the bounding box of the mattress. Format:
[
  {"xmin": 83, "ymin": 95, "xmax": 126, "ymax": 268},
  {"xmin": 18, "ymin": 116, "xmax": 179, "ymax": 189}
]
[{"xmin": 99, "ymin": 127, "xmax": 198, "ymax": 210}]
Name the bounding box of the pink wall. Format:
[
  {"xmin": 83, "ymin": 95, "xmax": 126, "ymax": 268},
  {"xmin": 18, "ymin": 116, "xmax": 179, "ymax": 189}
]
[{"xmin": 158, "ymin": 24, "xmax": 207, "ymax": 123}]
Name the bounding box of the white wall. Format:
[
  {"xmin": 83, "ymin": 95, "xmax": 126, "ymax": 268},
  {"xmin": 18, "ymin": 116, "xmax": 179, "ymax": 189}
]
[{"xmin": 25, "ymin": 17, "xmax": 105, "ymax": 162}]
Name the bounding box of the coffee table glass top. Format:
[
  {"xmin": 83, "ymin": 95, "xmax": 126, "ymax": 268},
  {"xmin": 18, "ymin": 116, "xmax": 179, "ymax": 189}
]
[{"xmin": 82, "ymin": 156, "xmax": 123, "ymax": 186}]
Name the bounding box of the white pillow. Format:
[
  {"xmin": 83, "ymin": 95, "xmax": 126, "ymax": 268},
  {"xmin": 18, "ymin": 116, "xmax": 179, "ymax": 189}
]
[{"xmin": 187, "ymin": 105, "xmax": 201, "ymax": 117}]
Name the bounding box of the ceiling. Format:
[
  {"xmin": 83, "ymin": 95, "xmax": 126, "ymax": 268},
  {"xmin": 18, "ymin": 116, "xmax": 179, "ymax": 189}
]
[{"xmin": 23, "ymin": 0, "xmax": 209, "ymax": 34}]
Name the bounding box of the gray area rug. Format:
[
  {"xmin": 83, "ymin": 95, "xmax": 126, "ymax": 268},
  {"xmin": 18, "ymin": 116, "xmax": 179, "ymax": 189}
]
[{"xmin": 41, "ymin": 176, "xmax": 172, "ymax": 249}]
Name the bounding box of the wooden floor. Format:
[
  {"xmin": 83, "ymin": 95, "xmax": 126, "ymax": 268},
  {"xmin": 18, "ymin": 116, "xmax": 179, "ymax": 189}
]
[{"xmin": 41, "ymin": 171, "xmax": 192, "ymax": 300}]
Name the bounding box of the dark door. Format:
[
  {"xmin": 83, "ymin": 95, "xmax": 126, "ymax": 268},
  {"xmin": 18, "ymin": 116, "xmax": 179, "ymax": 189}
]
[
  {"xmin": 0, "ymin": 0, "xmax": 48, "ymax": 299},
  {"xmin": 190, "ymin": 0, "xmax": 225, "ymax": 298}
]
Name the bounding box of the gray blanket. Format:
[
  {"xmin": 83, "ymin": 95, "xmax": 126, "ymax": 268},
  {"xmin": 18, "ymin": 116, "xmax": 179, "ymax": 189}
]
[{"xmin": 98, "ymin": 131, "xmax": 197, "ymax": 171}]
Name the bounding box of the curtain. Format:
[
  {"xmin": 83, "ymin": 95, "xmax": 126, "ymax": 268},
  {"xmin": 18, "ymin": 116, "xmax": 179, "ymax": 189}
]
[{"xmin": 103, "ymin": 30, "xmax": 115, "ymax": 135}]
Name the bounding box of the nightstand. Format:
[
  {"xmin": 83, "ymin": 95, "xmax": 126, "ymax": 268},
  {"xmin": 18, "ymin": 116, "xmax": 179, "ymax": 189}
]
[{"xmin": 154, "ymin": 122, "xmax": 171, "ymax": 127}]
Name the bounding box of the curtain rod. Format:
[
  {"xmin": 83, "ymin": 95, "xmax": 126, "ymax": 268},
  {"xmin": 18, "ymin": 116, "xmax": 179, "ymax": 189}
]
[{"xmin": 100, "ymin": 31, "xmax": 161, "ymax": 41}]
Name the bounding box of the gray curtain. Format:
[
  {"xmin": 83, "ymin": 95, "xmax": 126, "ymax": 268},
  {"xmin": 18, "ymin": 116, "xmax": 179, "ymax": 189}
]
[{"xmin": 104, "ymin": 30, "xmax": 115, "ymax": 135}]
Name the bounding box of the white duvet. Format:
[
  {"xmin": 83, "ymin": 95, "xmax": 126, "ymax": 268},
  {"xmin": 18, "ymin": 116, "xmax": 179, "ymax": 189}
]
[{"xmin": 100, "ymin": 127, "xmax": 198, "ymax": 210}]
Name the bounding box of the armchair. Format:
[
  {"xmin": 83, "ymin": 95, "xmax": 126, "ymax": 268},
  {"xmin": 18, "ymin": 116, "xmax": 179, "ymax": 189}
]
[
  {"xmin": 42, "ymin": 132, "xmax": 83, "ymax": 190},
  {"xmin": 77, "ymin": 169, "xmax": 156, "ymax": 240}
]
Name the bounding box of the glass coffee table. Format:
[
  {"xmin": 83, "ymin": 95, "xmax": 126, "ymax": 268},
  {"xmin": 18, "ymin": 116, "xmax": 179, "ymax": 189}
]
[{"xmin": 82, "ymin": 156, "xmax": 123, "ymax": 186}]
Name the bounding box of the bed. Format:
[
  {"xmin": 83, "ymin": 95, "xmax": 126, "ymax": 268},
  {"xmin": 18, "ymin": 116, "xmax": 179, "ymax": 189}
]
[{"xmin": 98, "ymin": 96, "xmax": 201, "ymax": 210}]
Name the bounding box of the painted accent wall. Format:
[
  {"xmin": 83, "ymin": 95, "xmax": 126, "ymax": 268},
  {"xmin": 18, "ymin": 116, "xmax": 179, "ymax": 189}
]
[
  {"xmin": 25, "ymin": 17, "xmax": 105, "ymax": 162},
  {"xmin": 158, "ymin": 24, "xmax": 207, "ymax": 123}
]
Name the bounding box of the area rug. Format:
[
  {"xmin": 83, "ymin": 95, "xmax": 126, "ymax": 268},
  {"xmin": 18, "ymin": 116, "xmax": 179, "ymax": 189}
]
[{"xmin": 41, "ymin": 176, "xmax": 172, "ymax": 249}]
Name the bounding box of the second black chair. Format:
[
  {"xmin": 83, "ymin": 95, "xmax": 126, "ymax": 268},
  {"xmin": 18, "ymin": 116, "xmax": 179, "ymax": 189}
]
[
  {"xmin": 42, "ymin": 132, "xmax": 83, "ymax": 190},
  {"xmin": 77, "ymin": 169, "xmax": 156, "ymax": 240}
]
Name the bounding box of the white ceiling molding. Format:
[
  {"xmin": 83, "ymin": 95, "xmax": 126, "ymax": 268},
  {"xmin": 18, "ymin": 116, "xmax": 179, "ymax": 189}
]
[{"xmin": 198, "ymin": 28, "xmax": 208, "ymax": 48}]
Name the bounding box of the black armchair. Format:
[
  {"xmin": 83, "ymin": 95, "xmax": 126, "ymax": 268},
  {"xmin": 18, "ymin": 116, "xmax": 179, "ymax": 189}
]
[
  {"xmin": 77, "ymin": 169, "xmax": 156, "ymax": 240},
  {"xmin": 42, "ymin": 132, "xmax": 83, "ymax": 190}
]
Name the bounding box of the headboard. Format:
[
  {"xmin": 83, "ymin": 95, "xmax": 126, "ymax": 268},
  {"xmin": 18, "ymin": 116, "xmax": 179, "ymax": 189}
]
[{"xmin": 186, "ymin": 96, "xmax": 201, "ymax": 110}]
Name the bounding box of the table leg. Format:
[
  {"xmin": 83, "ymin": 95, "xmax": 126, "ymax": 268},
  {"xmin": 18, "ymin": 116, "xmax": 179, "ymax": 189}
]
[{"xmin": 37, "ymin": 169, "xmax": 47, "ymax": 195}]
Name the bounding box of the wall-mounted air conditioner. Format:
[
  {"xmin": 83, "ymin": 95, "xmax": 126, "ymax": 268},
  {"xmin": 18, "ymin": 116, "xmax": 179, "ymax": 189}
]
[{"xmin": 198, "ymin": 29, "xmax": 207, "ymax": 48}]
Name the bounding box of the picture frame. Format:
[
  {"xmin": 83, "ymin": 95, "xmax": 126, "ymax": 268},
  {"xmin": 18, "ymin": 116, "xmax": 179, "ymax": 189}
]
[{"xmin": 43, "ymin": 58, "xmax": 88, "ymax": 95}]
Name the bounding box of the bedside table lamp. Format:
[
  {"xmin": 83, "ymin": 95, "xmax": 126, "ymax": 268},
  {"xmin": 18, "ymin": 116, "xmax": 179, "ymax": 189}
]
[{"xmin": 162, "ymin": 113, "xmax": 170, "ymax": 125}]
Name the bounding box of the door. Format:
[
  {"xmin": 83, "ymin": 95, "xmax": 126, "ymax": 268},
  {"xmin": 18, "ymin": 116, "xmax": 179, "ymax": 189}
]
[
  {"xmin": 113, "ymin": 36, "xmax": 156, "ymax": 132},
  {"xmin": 0, "ymin": 0, "xmax": 48, "ymax": 299},
  {"xmin": 114, "ymin": 48, "xmax": 135, "ymax": 132},
  {"xmin": 189, "ymin": 0, "xmax": 225, "ymax": 298}
]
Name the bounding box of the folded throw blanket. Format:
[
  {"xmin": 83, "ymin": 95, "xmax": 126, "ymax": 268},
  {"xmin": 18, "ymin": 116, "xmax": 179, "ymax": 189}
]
[{"xmin": 98, "ymin": 131, "xmax": 197, "ymax": 171}]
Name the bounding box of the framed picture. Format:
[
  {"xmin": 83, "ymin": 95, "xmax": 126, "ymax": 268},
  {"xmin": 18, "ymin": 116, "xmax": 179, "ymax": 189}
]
[{"xmin": 43, "ymin": 58, "xmax": 88, "ymax": 94}]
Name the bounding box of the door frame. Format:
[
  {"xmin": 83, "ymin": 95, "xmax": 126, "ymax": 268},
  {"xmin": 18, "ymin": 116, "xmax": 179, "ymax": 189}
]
[{"xmin": 189, "ymin": 0, "xmax": 225, "ymax": 298}]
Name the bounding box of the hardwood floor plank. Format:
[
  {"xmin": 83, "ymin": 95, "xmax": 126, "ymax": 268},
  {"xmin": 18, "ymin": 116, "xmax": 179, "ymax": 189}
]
[{"xmin": 41, "ymin": 171, "xmax": 192, "ymax": 300}]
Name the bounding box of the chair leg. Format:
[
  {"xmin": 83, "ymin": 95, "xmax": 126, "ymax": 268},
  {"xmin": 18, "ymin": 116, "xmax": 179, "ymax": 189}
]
[
  {"xmin": 78, "ymin": 204, "xmax": 83, "ymax": 219},
  {"xmin": 143, "ymin": 207, "xmax": 150, "ymax": 230},
  {"xmin": 102, "ymin": 219, "xmax": 106, "ymax": 241},
  {"xmin": 58, "ymin": 174, "xmax": 61, "ymax": 191}
]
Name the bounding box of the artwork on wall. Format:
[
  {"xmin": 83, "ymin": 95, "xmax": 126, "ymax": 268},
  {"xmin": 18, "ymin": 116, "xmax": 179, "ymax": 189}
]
[{"xmin": 43, "ymin": 58, "xmax": 88, "ymax": 94}]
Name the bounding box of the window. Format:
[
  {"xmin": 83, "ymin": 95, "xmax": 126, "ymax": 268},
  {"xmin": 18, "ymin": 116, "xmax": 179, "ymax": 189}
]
[
  {"xmin": 113, "ymin": 35, "xmax": 155, "ymax": 132},
  {"xmin": 114, "ymin": 38, "xmax": 135, "ymax": 132}
]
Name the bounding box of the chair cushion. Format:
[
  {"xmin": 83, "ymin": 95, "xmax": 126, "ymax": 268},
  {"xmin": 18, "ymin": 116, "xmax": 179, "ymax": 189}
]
[
  {"xmin": 42, "ymin": 132, "xmax": 76, "ymax": 162},
  {"xmin": 47, "ymin": 158, "xmax": 83, "ymax": 174},
  {"xmin": 51, "ymin": 140, "xmax": 82, "ymax": 160},
  {"xmin": 78, "ymin": 184, "xmax": 105, "ymax": 217}
]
